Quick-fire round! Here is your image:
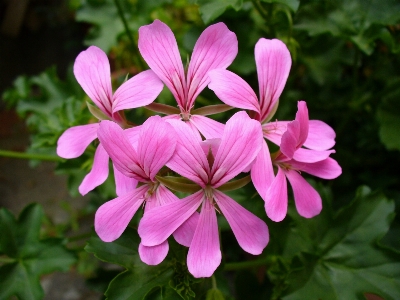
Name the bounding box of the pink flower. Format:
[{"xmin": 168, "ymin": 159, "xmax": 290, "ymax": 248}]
[
  {"xmin": 138, "ymin": 112, "xmax": 269, "ymax": 278},
  {"xmin": 56, "ymin": 46, "xmax": 163, "ymax": 195},
  {"xmin": 138, "ymin": 19, "xmax": 238, "ymax": 138},
  {"xmin": 95, "ymin": 116, "xmax": 196, "ymax": 265},
  {"xmin": 208, "ymin": 38, "xmax": 336, "ymax": 201},
  {"xmin": 265, "ymin": 101, "xmax": 342, "ymax": 221}
]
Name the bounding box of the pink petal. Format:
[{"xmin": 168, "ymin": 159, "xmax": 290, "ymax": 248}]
[
  {"xmin": 125, "ymin": 125, "xmax": 142, "ymax": 147},
  {"xmin": 200, "ymin": 138, "xmax": 221, "ymax": 158},
  {"xmin": 97, "ymin": 120, "xmax": 147, "ymax": 181},
  {"xmin": 136, "ymin": 116, "xmax": 177, "ymax": 181},
  {"xmin": 211, "ymin": 111, "xmax": 263, "ymax": 188},
  {"xmin": 79, "ymin": 144, "xmax": 109, "ymax": 196},
  {"xmin": 280, "ymin": 120, "xmax": 300, "ymax": 159},
  {"xmin": 190, "ymin": 115, "xmax": 225, "ymax": 139},
  {"xmin": 138, "ymin": 190, "xmax": 204, "ymax": 246},
  {"xmin": 138, "ymin": 20, "xmax": 186, "ymax": 108},
  {"xmin": 264, "ymin": 167, "xmax": 288, "ymax": 222},
  {"xmin": 208, "ymin": 69, "xmax": 260, "ymax": 113},
  {"xmin": 292, "ymin": 148, "xmax": 335, "ymax": 163},
  {"xmin": 295, "ymin": 101, "xmax": 309, "ymax": 147},
  {"xmin": 214, "ymin": 190, "xmax": 269, "ymax": 255},
  {"xmin": 74, "ymin": 46, "xmax": 113, "ymax": 115},
  {"xmin": 255, "ymin": 39, "xmax": 291, "ymax": 122},
  {"xmin": 173, "ymin": 212, "xmax": 199, "ymax": 247},
  {"xmin": 291, "ymin": 157, "xmax": 342, "ymax": 180},
  {"xmin": 139, "ymin": 241, "xmax": 169, "ymax": 265},
  {"xmin": 187, "ymin": 199, "xmax": 221, "ymax": 278},
  {"xmin": 251, "ymin": 141, "xmax": 274, "ymax": 197},
  {"xmin": 285, "ymin": 170, "xmax": 322, "ymax": 218},
  {"xmin": 304, "ymin": 120, "xmax": 336, "ymax": 150},
  {"xmin": 95, "ymin": 185, "xmax": 148, "ymax": 242},
  {"xmin": 113, "ymin": 70, "xmax": 164, "ymax": 113},
  {"xmin": 186, "ymin": 23, "xmax": 238, "ymax": 110},
  {"xmin": 155, "ymin": 184, "xmax": 180, "ymax": 206},
  {"xmin": 113, "ymin": 165, "xmax": 138, "ymax": 197},
  {"xmin": 262, "ymin": 121, "xmax": 288, "ymax": 145},
  {"xmin": 166, "ymin": 120, "xmax": 210, "ymax": 187},
  {"xmin": 57, "ymin": 124, "xmax": 99, "ymax": 159}
]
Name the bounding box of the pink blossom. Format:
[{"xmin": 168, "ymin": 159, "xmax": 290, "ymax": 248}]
[
  {"xmin": 138, "ymin": 112, "xmax": 269, "ymax": 278},
  {"xmin": 56, "ymin": 46, "xmax": 163, "ymax": 195},
  {"xmin": 138, "ymin": 19, "xmax": 238, "ymax": 139}
]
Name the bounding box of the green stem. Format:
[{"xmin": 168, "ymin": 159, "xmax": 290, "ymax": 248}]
[
  {"xmin": 224, "ymin": 257, "xmax": 269, "ymax": 271},
  {"xmin": 251, "ymin": 0, "xmax": 269, "ymax": 21},
  {"xmin": 113, "ymin": 0, "xmax": 145, "ymax": 70},
  {"xmin": 0, "ymin": 150, "xmax": 64, "ymax": 162},
  {"xmin": 211, "ymin": 275, "xmax": 217, "ymax": 289},
  {"xmin": 0, "ymin": 256, "xmax": 16, "ymax": 264}
]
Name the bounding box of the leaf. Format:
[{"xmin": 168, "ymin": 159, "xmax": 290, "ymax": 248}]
[
  {"xmin": 195, "ymin": 0, "xmax": 243, "ymax": 24},
  {"xmin": 206, "ymin": 288, "xmax": 225, "ymax": 300},
  {"xmin": 260, "ymin": 0, "xmax": 300, "ymax": 12},
  {"xmin": 280, "ymin": 187, "xmax": 400, "ymax": 300},
  {"xmin": 0, "ymin": 204, "xmax": 76, "ymax": 300}
]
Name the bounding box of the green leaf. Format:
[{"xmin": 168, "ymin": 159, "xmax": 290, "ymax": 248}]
[
  {"xmin": 260, "ymin": 0, "xmax": 300, "ymax": 12},
  {"xmin": 0, "ymin": 204, "xmax": 76, "ymax": 300},
  {"xmin": 195, "ymin": 0, "xmax": 243, "ymax": 24},
  {"xmin": 206, "ymin": 288, "xmax": 225, "ymax": 300},
  {"xmin": 281, "ymin": 188, "xmax": 400, "ymax": 300}
]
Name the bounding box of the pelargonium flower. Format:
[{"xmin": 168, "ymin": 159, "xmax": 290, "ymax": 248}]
[
  {"xmin": 138, "ymin": 111, "xmax": 269, "ymax": 278},
  {"xmin": 95, "ymin": 116, "xmax": 197, "ymax": 265},
  {"xmin": 57, "ymin": 46, "xmax": 163, "ymax": 195},
  {"xmin": 265, "ymin": 101, "xmax": 342, "ymax": 221},
  {"xmin": 208, "ymin": 38, "xmax": 336, "ymax": 201},
  {"xmin": 138, "ymin": 19, "xmax": 238, "ymax": 139}
]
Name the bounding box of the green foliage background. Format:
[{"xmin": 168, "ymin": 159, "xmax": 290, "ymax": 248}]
[{"xmin": 1, "ymin": 0, "xmax": 400, "ymax": 299}]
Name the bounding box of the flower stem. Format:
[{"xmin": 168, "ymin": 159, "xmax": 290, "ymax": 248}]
[
  {"xmin": 224, "ymin": 257, "xmax": 269, "ymax": 271},
  {"xmin": 0, "ymin": 150, "xmax": 64, "ymax": 162},
  {"xmin": 211, "ymin": 275, "xmax": 217, "ymax": 289}
]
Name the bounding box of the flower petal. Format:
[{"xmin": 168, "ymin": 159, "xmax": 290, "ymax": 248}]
[
  {"xmin": 187, "ymin": 199, "xmax": 221, "ymax": 278},
  {"xmin": 304, "ymin": 120, "xmax": 336, "ymax": 150},
  {"xmin": 138, "ymin": 190, "xmax": 204, "ymax": 246},
  {"xmin": 291, "ymin": 157, "xmax": 342, "ymax": 180},
  {"xmin": 264, "ymin": 167, "xmax": 288, "ymax": 222},
  {"xmin": 139, "ymin": 241, "xmax": 169, "ymax": 265},
  {"xmin": 211, "ymin": 111, "xmax": 263, "ymax": 188},
  {"xmin": 214, "ymin": 190, "xmax": 269, "ymax": 254},
  {"xmin": 262, "ymin": 121, "xmax": 288, "ymax": 145},
  {"xmin": 292, "ymin": 148, "xmax": 335, "ymax": 163},
  {"xmin": 280, "ymin": 120, "xmax": 300, "ymax": 159},
  {"xmin": 208, "ymin": 69, "xmax": 260, "ymax": 113},
  {"xmin": 285, "ymin": 170, "xmax": 322, "ymax": 218},
  {"xmin": 57, "ymin": 124, "xmax": 99, "ymax": 159},
  {"xmin": 137, "ymin": 116, "xmax": 177, "ymax": 181},
  {"xmin": 74, "ymin": 46, "xmax": 113, "ymax": 115},
  {"xmin": 79, "ymin": 144, "xmax": 109, "ymax": 195},
  {"xmin": 251, "ymin": 141, "xmax": 274, "ymax": 197},
  {"xmin": 190, "ymin": 115, "xmax": 225, "ymax": 139},
  {"xmin": 97, "ymin": 120, "xmax": 147, "ymax": 181},
  {"xmin": 138, "ymin": 20, "xmax": 186, "ymax": 108},
  {"xmin": 113, "ymin": 70, "xmax": 164, "ymax": 113},
  {"xmin": 113, "ymin": 165, "xmax": 138, "ymax": 197},
  {"xmin": 173, "ymin": 212, "xmax": 199, "ymax": 247},
  {"xmin": 95, "ymin": 185, "xmax": 148, "ymax": 242},
  {"xmin": 255, "ymin": 39, "xmax": 291, "ymax": 122},
  {"xmin": 166, "ymin": 120, "xmax": 210, "ymax": 187},
  {"xmin": 186, "ymin": 23, "xmax": 238, "ymax": 109}
]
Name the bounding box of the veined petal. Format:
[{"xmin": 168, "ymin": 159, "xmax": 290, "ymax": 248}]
[
  {"xmin": 304, "ymin": 120, "xmax": 336, "ymax": 150},
  {"xmin": 125, "ymin": 125, "xmax": 142, "ymax": 147},
  {"xmin": 113, "ymin": 70, "xmax": 164, "ymax": 113},
  {"xmin": 74, "ymin": 46, "xmax": 113, "ymax": 115},
  {"xmin": 173, "ymin": 212, "xmax": 199, "ymax": 247},
  {"xmin": 137, "ymin": 116, "xmax": 177, "ymax": 181},
  {"xmin": 57, "ymin": 124, "xmax": 99, "ymax": 159},
  {"xmin": 292, "ymin": 148, "xmax": 335, "ymax": 163},
  {"xmin": 139, "ymin": 190, "xmax": 204, "ymax": 246},
  {"xmin": 264, "ymin": 167, "xmax": 288, "ymax": 222},
  {"xmin": 255, "ymin": 39, "xmax": 291, "ymax": 122},
  {"xmin": 155, "ymin": 184, "xmax": 180, "ymax": 206},
  {"xmin": 187, "ymin": 199, "xmax": 221, "ymax": 278},
  {"xmin": 95, "ymin": 185, "xmax": 148, "ymax": 242},
  {"xmin": 208, "ymin": 69, "xmax": 260, "ymax": 113},
  {"xmin": 291, "ymin": 157, "xmax": 342, "ymax": 180},
  {"xmin": 113, "ymin": 165, "xmax": 138, "ymax": 197},
  {"xmin": 211, "ymin": 111, "xmax": 263, "ymax": 188},
  {"xmin": 295, "ymin": 101, "xmax": 309, "ymax": 147},
  {"xmin": 79, "ymin": 144, "xmax": 109, "ymax": 196},
  {"xmin": 262, "ymin": 121, "xmax": 288, "ymax": 145},
  {"xmin": 97, "ymin": 120, "xmax": 147, "ymax": 181},
  {"xmin": 138, "ymin": 20, "xmax": 186, "ymax": 108},
  {"xmin": 280, "ymin": 120, "xmax": 300, "ymax": 159},
  {"xmin": 139, "ymin": 241, "xmax": 169, "ymax": 265},
  {"xmin": 251, "ymin": 141, "xmax": 274, "ymax": 197},
  {"xmin": 214, "ymin": 190, "xmax": 269, "ymax": 255},
  {"xmin": 285, "ymin": 170, "xmax": 322, "ymax": 218},
  {"xmin": 190, "ymin": 115, "xmax": 225, "ymax": 139},
  {"xmin": 166, "ymin": 120, "xmax": 210, "ymax": 187},
  {"xmin": 186, "ymin": 23, "xmax": 238, "ymax": 109}
]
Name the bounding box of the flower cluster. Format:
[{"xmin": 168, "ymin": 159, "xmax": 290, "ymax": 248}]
[{"xmin": 57, "ymin": 20, "xmax": 341, "ymax": 278}]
